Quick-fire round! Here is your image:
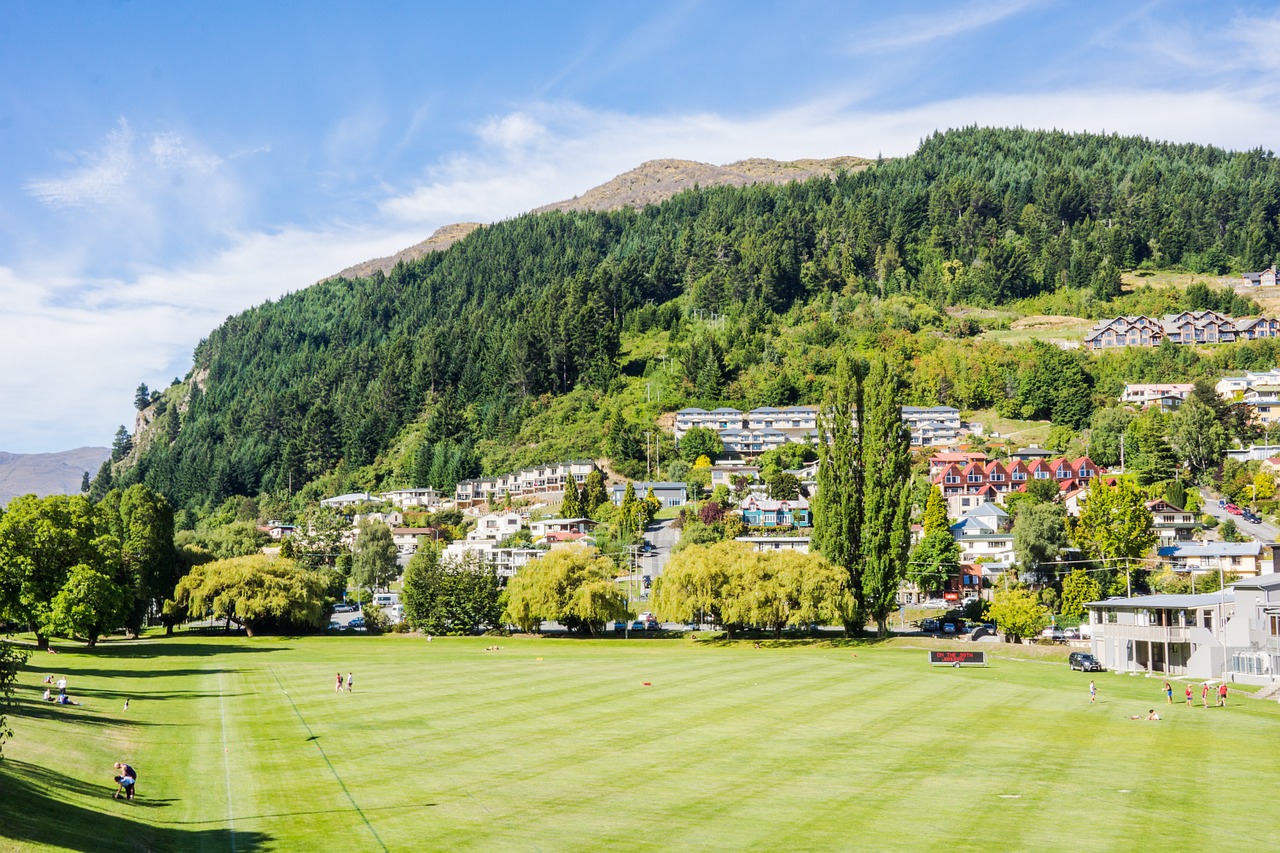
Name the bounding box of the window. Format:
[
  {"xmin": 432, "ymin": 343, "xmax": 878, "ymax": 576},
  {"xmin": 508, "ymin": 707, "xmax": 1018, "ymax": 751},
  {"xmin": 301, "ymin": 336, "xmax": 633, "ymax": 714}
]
[
  {"xmin": 990, "ymin": 473, "xmax": 1004, "ymax": 482},
  {"xmin": 1035, "ymin": 471, "xmax": 1050, "ymax": 479},
  {"xmin": 1106, "ymin": 611, "xmax": 1118, "ymax": 624},
  {"xmin": 967, "ymin": 473, "xmax": 983, "ymax": 483},
  {"xmin": 1203, "ymin": 611, "xmax": 1213, "ymax": 631},
  {"xmin": 1012, "ymin": 471, "xmax": 1026, "ymax": 481}
]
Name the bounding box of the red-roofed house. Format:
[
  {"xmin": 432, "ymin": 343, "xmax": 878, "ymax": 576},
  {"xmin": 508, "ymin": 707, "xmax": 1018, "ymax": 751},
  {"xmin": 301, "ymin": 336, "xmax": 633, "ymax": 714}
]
[{"xmin": 933, "ymin": 454, "xmax": 1104, "ymax": 518}]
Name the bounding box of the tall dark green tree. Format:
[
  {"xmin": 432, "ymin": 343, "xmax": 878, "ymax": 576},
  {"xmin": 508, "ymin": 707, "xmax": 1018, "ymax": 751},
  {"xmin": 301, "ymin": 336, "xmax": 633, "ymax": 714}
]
[
  {"xmin": 859, "ymin": 355, "xmax": 914, "ymax": 636},
  {"xmin": 813, "ymin": 355, "xmax": 864, "ymax": 631}
]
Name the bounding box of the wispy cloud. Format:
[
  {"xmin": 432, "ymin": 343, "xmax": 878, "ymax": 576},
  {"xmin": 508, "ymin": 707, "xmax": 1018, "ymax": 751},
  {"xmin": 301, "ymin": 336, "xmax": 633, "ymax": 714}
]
[
  {"xmin": 849, "ymin": 0, "xmax": 1041, "ymax": 53},
  {"xmin": 25, "ymin": 119, "xmax": 136, "ymax": 208}
]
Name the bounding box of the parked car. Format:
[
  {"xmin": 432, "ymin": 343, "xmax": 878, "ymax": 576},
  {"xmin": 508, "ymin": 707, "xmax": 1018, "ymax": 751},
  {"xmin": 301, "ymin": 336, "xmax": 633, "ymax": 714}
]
[
  {"xmin": 1243, "ymin": 511, "xmax": 1262, "ymax": 524},
  {"xmin": 1041, "ymin": 627, "xmax": 1065, "ymax": 642},
  {"xmin": 942, "ymin": 622, "xmax": 957, "ymax": 634},
  {"xmin": 1218, "ymin": 498, "xmax": 1227, "ymax": 508},
  {"xmin": 1069, "ymin": 651, "xmax": 1104, "ymax": 672},
  {"xmin": 1063, "ymin": 628, "xmax": 1081, "ymax": 640},
  {"xmin": 631, "ymin": 621, "xmax": 647, "ymax": 631},
  {"xmin": 922, "ymin": 599, "xmax": 948, "ymax": 610},
  {"xmin": 348, "ymin": 616, "xmax": 365, "ymax": 628},
  {"xmin": 328, "ymin": 621, "xmax": 342, "ymax": 630},
  {"xmin": 921, "ymin": 618, "xmax": 940, "ymax": 632},
  {"xmin": 1226, "ymin": 503, "xmax": 1242, "ymax": 515},
  {"xmin": 613, "ymin": 620, "xmax": 628, "ymax": 632},
  {"xmin": 644, "ymin": 620, "xmax": 660, "ymax": 631},
  {"xmin": 333, "ymin": 603, "xmax": 357, "ymax": 613}
]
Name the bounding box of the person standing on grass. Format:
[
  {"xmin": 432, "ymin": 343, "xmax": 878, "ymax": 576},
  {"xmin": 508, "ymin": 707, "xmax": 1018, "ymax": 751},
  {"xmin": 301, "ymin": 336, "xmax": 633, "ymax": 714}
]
[
  {"xmin": 1164, "ymin": 681, "xmax": 1173, "ymax": 704},
  {"xmin": 1185, "ymin": 685, "xmax": 1193, "ymax": 707},
  {"xmin": 346, "ymin": 672, "xmax": 354, "ymax": 693},
  {"xmin": 335, "ymin": 672, "xmax": 344, "ymax": 693},
  {"xmin": 1089, "ymin": 680, "xmax": 1096, "ymax": 703},
  {"xmin": 1202, "ymin": 683, "xmax": 1210, "ymax": 708},
  {"xmin": 57, "ymin": 676, "xmax": 66, "ymax": 696},
  {"xmin": 1219, "ymin": 682, "xmax": 1228, "ymax": 707}
]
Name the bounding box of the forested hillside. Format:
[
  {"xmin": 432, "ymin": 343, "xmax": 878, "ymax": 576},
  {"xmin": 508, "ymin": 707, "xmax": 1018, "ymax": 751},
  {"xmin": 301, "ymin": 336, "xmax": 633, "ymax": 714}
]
[{"xmin": 101, "ymin": 127, "xmax": 1280, "ymax": 513}]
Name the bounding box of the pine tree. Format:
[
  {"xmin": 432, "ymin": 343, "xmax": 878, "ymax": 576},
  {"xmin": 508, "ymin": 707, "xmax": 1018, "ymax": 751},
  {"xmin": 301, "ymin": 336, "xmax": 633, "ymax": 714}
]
[
  {"xmin": 581, "ymin": 469, "xmax": 608, "ymax": 514},
  {"xmin": 922, "ymin": 485, "xmax": 949, "ymax": 535},
  {"xmin": 561, "ymin": 476, "xmax": 583, "ymax": 518},
  {"xmin": 80, "ymin": 470, "xmax": 91, "ymax": 493},
  {"xmin": 813, "ymin": 355, "xmax": 864, "ymax": 632},
  {"xmin": 859, "ymin": 355, "xmax": 913, "ymax": 636}
]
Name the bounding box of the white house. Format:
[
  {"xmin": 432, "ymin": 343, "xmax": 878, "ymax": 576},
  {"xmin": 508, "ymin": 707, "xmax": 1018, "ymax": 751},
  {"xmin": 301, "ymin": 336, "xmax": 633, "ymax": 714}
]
[
  {"xmin": 734, "ymin": 535, "xmax": 811, "ymax": 553},
  {"xmin": 1157, "ymin": 541, "xmax": 1269, "ymax": 578},
  {"xmin": 467, "ymin": 512, "xmax": 524, "ymax": 542},
  {"xmin": 380, "ymin": 488, "xmax": 441, "ymax": 509},
  {"xmin": 610, "ymin": 482, "xmax": 687, "ymax": 507},
  {"xmin": 320, "ymin": 492, "xmax": 375, "ymax": 509},
  {"xmin": 1223, "ymin": 573, "xmax": 1280, "ymax": 684}
]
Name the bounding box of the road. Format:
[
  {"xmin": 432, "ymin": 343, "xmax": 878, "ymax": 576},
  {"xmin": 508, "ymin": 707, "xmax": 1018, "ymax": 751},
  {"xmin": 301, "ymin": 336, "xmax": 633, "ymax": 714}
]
[
  {"xmin": 1200, "ymin": 495, "xmax": 1280, "ymax": 543},
  {"xmin": 641, "ymin": 516, "xmax": 681, "ymax": 578}
]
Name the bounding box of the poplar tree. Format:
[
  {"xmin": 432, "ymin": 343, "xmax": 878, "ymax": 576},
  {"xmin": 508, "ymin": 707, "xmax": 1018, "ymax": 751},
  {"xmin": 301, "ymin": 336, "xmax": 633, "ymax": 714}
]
[
  {"xmin": 813, "ymin": 355, "xmax": 864, "ymax": 631},
  {"xmin": 560, "ymin": 476, "xmax": 583, "ymax": 518},
  {"xmin": 859, "ymin": 355, "xmax": 914, "ymax": 636}
]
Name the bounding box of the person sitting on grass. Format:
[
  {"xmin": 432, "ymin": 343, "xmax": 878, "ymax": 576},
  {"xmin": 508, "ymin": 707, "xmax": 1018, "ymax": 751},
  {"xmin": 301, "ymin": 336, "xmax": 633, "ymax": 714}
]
[
  {"xmin": 1130, "ymin": 709, "xmax": 1160, "ymax": 720},
  {"xmin": 42, "ymin": 688, "xmax": 53, "ymax": 702},
  {"xmin": 56, "ymin": 694, "xmax": 82, "ymax": 706}
]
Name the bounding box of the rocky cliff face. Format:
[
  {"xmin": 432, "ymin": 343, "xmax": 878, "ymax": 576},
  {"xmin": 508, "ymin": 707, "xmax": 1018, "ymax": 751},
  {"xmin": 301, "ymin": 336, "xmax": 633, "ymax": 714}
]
[
  {"xmin": 323, "ymin": 156, "xmax": 870, "ymax": 282},
  {"xmin": 0, "ymin": 447, "xmax": 110, "ymax": 506}
]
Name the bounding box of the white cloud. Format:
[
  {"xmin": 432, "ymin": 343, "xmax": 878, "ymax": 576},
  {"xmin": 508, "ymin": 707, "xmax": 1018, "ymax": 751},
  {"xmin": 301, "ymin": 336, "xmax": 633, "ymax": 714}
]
[
  {"xmin": 25, "ymin": 119, "xmax": 136, "ymax": 208},
  {"xmin": 849, "ymin": 0, "xmax": 1041, "ymax": 53},
  {"xmin": 477, "ymin": 112, "xmax": 548, "ymax": 150}
]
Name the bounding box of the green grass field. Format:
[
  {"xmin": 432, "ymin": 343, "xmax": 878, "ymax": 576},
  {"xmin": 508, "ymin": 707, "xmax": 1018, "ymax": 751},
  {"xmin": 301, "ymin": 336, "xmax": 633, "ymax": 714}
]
[{"xmin": 3, "ymin": 634, "xmax": 1279, "ymax": 852}]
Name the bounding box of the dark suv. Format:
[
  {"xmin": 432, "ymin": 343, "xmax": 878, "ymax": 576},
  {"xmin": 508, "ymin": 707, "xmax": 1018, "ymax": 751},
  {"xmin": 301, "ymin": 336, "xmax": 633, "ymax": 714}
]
[{"xmin": 1069, "ymin": 652, "xmax": 1104, "ymax": 672}]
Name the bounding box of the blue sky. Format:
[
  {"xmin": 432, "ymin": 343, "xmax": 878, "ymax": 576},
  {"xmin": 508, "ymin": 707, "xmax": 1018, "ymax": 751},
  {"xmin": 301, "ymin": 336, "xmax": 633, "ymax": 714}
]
[{"xmin": 4, "ymin": 0, "xmax": 1280, "ymax": 453}]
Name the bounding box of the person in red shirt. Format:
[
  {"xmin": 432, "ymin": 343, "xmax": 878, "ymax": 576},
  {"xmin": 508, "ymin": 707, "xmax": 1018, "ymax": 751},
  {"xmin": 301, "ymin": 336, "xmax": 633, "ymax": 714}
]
[
  {"xmin": 1218, "ymin": 682, "xmax": 1228, "ymax": 707},
  {"xmin": 1184, "ymin": 685, "xmax": 1193, "ymax": 706}
]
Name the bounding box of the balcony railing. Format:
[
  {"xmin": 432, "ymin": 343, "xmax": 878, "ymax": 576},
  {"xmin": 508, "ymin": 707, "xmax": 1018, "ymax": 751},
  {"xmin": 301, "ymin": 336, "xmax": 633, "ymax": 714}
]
[{"xmin": 1098, "ymin": 624, "xmax": 1193, "ymax": 643}]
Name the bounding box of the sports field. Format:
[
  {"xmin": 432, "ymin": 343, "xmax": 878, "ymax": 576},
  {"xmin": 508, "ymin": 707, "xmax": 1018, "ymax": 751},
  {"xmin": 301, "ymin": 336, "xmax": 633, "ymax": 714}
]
[{"xmin": 3, "ymin": 634, "xmax": 1278, "ymax": 852}]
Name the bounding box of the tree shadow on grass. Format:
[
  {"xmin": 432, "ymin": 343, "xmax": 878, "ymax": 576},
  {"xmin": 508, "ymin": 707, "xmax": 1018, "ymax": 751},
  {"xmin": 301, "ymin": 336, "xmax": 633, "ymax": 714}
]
[{"xmin": 0, "ymin": 760, "xmax": 271, "ymax": 852}]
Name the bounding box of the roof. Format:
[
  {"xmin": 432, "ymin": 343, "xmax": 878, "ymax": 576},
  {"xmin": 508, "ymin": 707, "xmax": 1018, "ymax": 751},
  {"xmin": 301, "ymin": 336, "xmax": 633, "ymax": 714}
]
[
  {"xmin": 609, "ymin": 481, "xmax": 687, "ymax": 491},
  {"xmin": 1087, "ymin": 591, "xmax": 1235, "ymax": 609},
  {"xmin": 962, "ymin": 502, "xmax": 1009, "ymax": 520},
  {"xmin": 1158, "ymin": 542, "xmax": 1262, "ymax": 558},
  {"xmin": 1231, "ymin": 573, "xmax": 1280, "ymax": 591},
  {"xmin": 676, "ymin": 407, "xmax": 709, "ymax": 415}
]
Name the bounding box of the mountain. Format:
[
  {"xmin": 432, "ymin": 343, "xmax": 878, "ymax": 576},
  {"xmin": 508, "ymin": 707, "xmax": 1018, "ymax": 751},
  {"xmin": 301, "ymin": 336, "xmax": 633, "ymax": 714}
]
[
  {"xmin": 103, "ymin": 128, "xmax": 1280, "ymax": 512},
  {"xmin": 323, "ymin": 156, "xmax": 871, "ymax": 282},
  {"xmin": 0, "ymin": 447, "xmax": 109, "ymax": 506}
]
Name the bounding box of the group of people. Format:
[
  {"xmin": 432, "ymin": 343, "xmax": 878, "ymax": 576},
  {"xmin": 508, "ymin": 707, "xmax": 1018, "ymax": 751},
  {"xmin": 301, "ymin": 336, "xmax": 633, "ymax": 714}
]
[
  {"xmin": 41, "ymin": 674, "xmax": 81, "ymax": 706},
  {"xmin": 335, "ymin": 672, "xmax": 354, "ymax": 693},
  {"xmin": 1172, "ymin": 680, "xmax": 1229, "ymax": 707}
]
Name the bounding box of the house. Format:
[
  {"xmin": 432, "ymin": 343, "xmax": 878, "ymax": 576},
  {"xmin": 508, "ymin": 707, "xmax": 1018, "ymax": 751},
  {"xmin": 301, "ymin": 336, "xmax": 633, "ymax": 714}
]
[
  {"xmin": 1222, "ymin": 573, "xmax": 1280, "ymax": 684},
  {"xmin": 354, "ymin": 510, "xmax": 403, "ymax": 528},
  {"xmin": 1215, "ymin": 369, "xmax": 1280, "ymax": 399},
  {"xmin": 709, "ymin": 463, "xmax": 759, "ymax": 490},
  {"xmin": 467, "ymin": 512, "xmax": 524, "ymax": 542},
  {"xmin": 441, "ymin": 539, "xmax": 541, "ymax": 579},
  {"xmin": 1083, "ymin": 315, "xmax": 1164, "ymax": 350},
  {"xmin": 1161, "ymin": 310, "xmax": 1237, "ymax": 345},
  {"xmin": 950, "ymin": 504, "xmax": 1015, "ymax": 567},
  {"xmin": 1241, "ymin": 266, "xmax": 1278, "ymax": 288},
  {"xmin": 1086, "ymin": 591, "xmax": 1234, "ymax": 678},
  {"xmin": 609, "ymin": 481, "xmax": 687, "ymax": 507},
  {"xmin": 1120, "ymin": 384, "xmax": 1194, "ymax": 411},
  {"xmin": 1157, "ymin": 541, "xmax": 1268, "ymax": 577},
  {"xmin": 1009, "ymin": 446, "xmax": 1055, "ymax": 463},
  {"xmin": 1243, "ymin": 386, "xmax": 1280, "ymax": 426},
  {"xmin": 734, "ymin": 535, "xmax": 810, "ymax": 553},
  {"xmin": 256, "ymin": 521, "xmax": 296, "ymax": 540},
  {"xmin": 737, "ymin": 495, "xmax": 811, "ymax": 528},
  {"xmin": 390, "ymin": 527, "xmax": 437, "ymax": 555},
  {"xmin": 529, "ymin": 517, "xmax": 598, "ymax": 543},
  {"xmin": 1145, "ymin": 499, "xmax": 1198, "ymax": 543},
  {"xmin": 901, "ymin": 406, "xmax": 963, "ymax": 447},
  {"xmin": 928, "ymin": 451, "xmax": 987, "ymax": 478},
  {"xmin": 380, "ymin": 488, "xmax": 441, "ymax": 509},
  {"xmin": 320, "ymin": 492, "xmax": 375, "ymax": 509},
  {"xmin": 1237, "ymin": 316, "xmax": 1280, "ymax": 340}
]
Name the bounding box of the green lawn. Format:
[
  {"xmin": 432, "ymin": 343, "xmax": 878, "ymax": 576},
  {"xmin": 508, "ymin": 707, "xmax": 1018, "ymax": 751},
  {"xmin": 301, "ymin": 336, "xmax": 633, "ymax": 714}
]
[{"xmin": 3, "ymin": 634, "xmax": 1279, "ymax": 852}]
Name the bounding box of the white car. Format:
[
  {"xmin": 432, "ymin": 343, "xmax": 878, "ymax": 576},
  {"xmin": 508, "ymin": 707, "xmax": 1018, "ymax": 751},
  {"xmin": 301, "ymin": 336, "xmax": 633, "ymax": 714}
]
[{"xmin": 922, "ymin": 599, "xmax": 948, "ymax": 610}]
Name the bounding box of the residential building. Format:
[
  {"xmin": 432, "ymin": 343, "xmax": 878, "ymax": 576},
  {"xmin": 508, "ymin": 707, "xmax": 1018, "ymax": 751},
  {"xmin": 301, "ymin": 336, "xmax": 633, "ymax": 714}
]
[
  {"xmin": 1223, "ymin": 573, "xmax": 1280, "ymax": 684},
  {"xmin": 1157, "ymin": 541, "xmax": 1268, "ymax": 577},
  {"xmin": 1241, "ymin": 266, "xmax": 1278, "ymax": 288},
  {"xmin": 320, "ymin": 492, "xmax": 375, "ymax": 509},
  {"xmin": 672, "ymin": 407, "xmax": 745, "ymax": 437},
  {"xmin": 1082, "ymin": 310, "xmax": 1278, "ymax": 351},
  {"xmin": 1009, "ymin": 446, "xmax": 1055, "ymax": 463},
  {"xmin": 256, "ymin": 521, "xmax": 296, "ymax": 540},
  {"xmin": 709, "ymin": 463, "xmax": 759, "ymax": 490},
  {"xmin": 1120, "ymin": 383, "xmax": 1194, "ymax": 411},
  {"xmin": 718, "ymin": 428, "xmax": 791, "ymax": 455},
  {"xmin": 734, "ymin": 535, "xmax": 810, "ymax": 553},
  {"xmin": 454, "ymin": 461, "xmax": 598, "ymax": 509},
  {"xmin": 380, "ymin": 488, "xmax": 441, "ymax": 509},
  {"xmin": 901, "ymin": 406, "xmax": 963, "ymax": 447},
  {"xmin": 390, "ymin": 527, "xmax": 437, "ymax": 555},
  {"xmin": 932, "ymin": 454, "xmax": 1101, "ymax": 518},
  {"xmin": 1215, "ymin": 369, "xmax": 1280, "ymax": 399},
  {"xmin": 737, "ymin": 495, "xmax": 811, "ymax": 528},
  {"xmin": 529, "ymin": 517, "xmax": 597, "ymax": 543},
  {"xmin": 1145, "ymin": 499, "xmax": 1198, "ymax": 544},
  {"xmin": 441, "ymin": 539, "xmax": 541, "ymax": 580},
  {"xmin": 609, "ymin": 481, "xmax": 687, "ymax": 507},
  {"xmin": 928, "ymin": 451, "xmax": 987, "ymax": 478},
  {"xmin": 950, "ymin": 503, "xmax": 1015, "ymax": 568},
  {"xmin": 467, "ymin": 512, "xmax": 524, "ymax": 542},
  {"xmin": 1086, "ymin": 591, "xmax": 1234, "ymax": 678},
  {"xmin": 353, "ymin": 510, "xmax": 403, "ymax": 528},
  {"xmin": 1243, "ymin": 386, "xmax": 1280, "ymax": 426}
]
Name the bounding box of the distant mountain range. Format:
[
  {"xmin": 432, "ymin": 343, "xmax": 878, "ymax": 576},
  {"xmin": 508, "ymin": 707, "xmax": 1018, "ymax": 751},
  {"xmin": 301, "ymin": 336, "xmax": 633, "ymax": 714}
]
[
  {"xmin": 0, "ymin": 447, "xmax": 109, "ymax": 507},
  {"xmin": 323, "ymin": 156, "xmax": 872, "ymax": 282}
]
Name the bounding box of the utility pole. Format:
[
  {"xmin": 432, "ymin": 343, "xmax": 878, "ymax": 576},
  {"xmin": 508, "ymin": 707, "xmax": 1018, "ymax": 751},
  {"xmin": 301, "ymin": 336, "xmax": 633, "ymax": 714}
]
[
  {"xmin": 1119, "ymin": 434, "xmax": 1125, "ymax": 474},
  {"xmin": 646, "ymin": 431, "xmax": 652, "ymax": 479}
]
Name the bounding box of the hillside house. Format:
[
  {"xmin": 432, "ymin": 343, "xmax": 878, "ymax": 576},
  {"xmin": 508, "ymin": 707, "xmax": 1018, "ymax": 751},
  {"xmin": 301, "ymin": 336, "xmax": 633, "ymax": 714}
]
[
  {"xmin": 1145, "ymin": 499, "xmax": 1198, "ymax": 543},
  {"xmin": 454, "ymin": 460, "xmax": 598, "ymax": 509},
  {"xmin": 1157, "ymin": 541, "xmax": 1268, "ymax": 577},
  {"xmin": 1215, "ymin": 369, "xmax": 1280, "ymax": 398},
  {"xmin": 734, "ymin": 535, "xmax": 810, "ymax": 553},
  {"xmin": 1243, "ymin": 386, "xmax": 1280, "ymax": 426},
  {"xmin": 380, "ymin": 487, "xmax": 441, "ymax": 509},
  {"xmin": 1120, "ymin": 383, "xmax": 1194, "ymax": 411},
  {"xmin": 1238, "ymin": 316, "xmax": 1280, "ymax": 339},
  {"xmin": 1083, "ymin": 316, "xmax": 1164, "ymax": 350},
  {"xmin": 1241, "ymin": 266, "xmax": 1278, "ymax": 288},
  {"xmin": 467, "ymin": 512, "xmax": 524, "ymax": 542},
  {"xmin": 610, "ymin": 481, "xmax": 687, "ymax": 507},
  {"xmin": 390, "ymin": 527, "xmax": 436, "ymax": 555},
  {"xmin": 901, "ymin": 406, "xmax": 963, "ymax": 447},
  {"xmin": 320, "ymin": 492, "xmax": 375, "ymax": 509},
  {"xmin": 737, "ymin": 495, "xmax": 811, "ymax": 528},
  {"xmin": 933, "ymin": 454, "xmax": 1101, "ymax": 518}
]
